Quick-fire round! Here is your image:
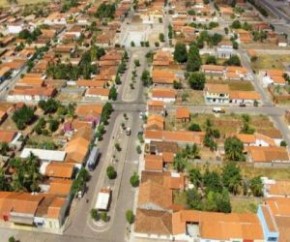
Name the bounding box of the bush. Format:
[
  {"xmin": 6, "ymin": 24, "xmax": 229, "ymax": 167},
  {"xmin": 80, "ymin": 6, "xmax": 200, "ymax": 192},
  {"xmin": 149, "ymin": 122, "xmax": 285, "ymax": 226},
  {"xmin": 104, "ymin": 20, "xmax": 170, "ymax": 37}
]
[
  {"xmin": 188, "ymin": 123, "xmax": 201, "ymax": 131},
  {"xmin": 12, "ymin": 105, "xmax": 35, "ymax": 130},
  {"xmin": 188, "ymin": 72, "xmax": 205, "ymax": 90},
  {"xmin": 130, "ymin": 172, "xmax": 140, "ymax": 187},
  {"xmin": 90, "ymin": 208, "xmax": 99, "ymax": 221},
  {"xmin": 280, "ymin": 140, "xmax": 287, "ymax": 147},
  {"xmin": 126, "ymin": 210, "xmax": 135, "ymax": 224},
  {"xmin": 106, "ymin": 165, "xmax": 117, "ymax": 179},
  {"xmin": 100, "ymin": 212, "xmax": 108, "ymax": 222}
]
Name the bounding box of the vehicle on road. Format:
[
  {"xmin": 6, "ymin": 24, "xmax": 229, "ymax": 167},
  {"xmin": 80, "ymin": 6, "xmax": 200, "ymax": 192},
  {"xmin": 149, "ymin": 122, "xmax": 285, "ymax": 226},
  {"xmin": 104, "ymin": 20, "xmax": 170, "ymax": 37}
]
[
  {"xmin": 126, "ymin": 127, "xmax": 131, "ymax": 136},
  {"xmin": 212, "ymin": 107, "xmax": 226, "ymax": 113},
  {"xmin": 239, "ymin": 103, "xmax": 246, "ymax": 107},
  {"xmin": 95, "ymin": 188, "xmax": 112, "ymax": 211},
  {"xmin": 87, "ymin": 147, "xmax": 100, "ymax": 171}
]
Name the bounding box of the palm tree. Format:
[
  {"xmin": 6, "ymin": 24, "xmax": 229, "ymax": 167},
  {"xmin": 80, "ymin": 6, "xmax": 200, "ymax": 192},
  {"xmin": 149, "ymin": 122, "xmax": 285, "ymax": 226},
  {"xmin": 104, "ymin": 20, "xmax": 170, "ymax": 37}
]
[
  {"xmin": 189, "ymin": 168, "xmax": 202, "ymax": 188},
  {"xmin": 173, "ymin": 153, "xmax": 187, "ymax": 172},
  {"xmin": 250, "ymin": 177, "xmax": 263, "ymax": 197}
]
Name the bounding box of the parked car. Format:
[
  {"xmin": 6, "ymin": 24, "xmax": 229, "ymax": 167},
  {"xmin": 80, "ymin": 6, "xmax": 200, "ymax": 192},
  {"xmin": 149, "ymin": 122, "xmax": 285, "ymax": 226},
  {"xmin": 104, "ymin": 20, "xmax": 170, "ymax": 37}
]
[
  {"xmin": 239, "ymin": 103, "xmax": 246, "ymax": 107},
  {"xmin": 212, "ymin": 107, "xmax": 226, "ymax": 113}
]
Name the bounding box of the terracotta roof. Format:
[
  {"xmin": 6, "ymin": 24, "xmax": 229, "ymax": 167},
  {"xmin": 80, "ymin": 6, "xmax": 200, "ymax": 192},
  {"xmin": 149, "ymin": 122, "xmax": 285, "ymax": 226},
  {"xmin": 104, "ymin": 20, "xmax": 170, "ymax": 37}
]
[
  {"xmin": 144, "ymin": 154, "xmax": 163, "ymax": 171},
  {"xmin": 144, "ymin": 129, "xmax": 205, "ymax": 145},
  {"xmin": 138, "ymin": 180, "xmax": 172, "ymax": 210},
  {"xmin": 267, "ymin": 180, "xmax": 290, "ymax": 197},
  {"xmin": 176, "ymin": 107, "xmax": 190, "ymax": 119},
  {"xmin": 152, "ymin": 88, "xmax": 177, "ymax": 99},
  {"xmin": 247, "ymin": 146, "xmax": 290, "ymax": 163},
  {"xmin": 0, "ymin": 130, "xmax": 17, "ymax": 143},
  {"xmin": 49, "ymin": 179, "xmax": 73, "ymax": 197},
  {"xmin": 77, "ymin": 80, "xmax": 107, "ymax": 88},
  {"xmin": 236, "ymin": 134, "xmax": 256, "ymax": 144},
  {"xmin": 17, "ymin": 77, "xmax": 44, "ymax": 87},
  {"xmin": 152, "ymin": 69, "xmax": 176, "ymax": 84},
  {"xmin": 146, "ymin": 114, "xmax": 165, "ymax": 130},
  {"xmin": 135, "ymin": 209, "xmax": 172, "ymax": 235},
  {"xmin": 202, "ymin": 64, "xmax": 225, "ymax": 72},
  {"xmin": 9, "ymin": 87, "xmax": 56, "ymax": 97},
  {"xmin": 85, "ymin": 88, "xmax": 110, "ymax": 97},
  {"xmin": 75, "ymin": 104, "xmax": 103, "ymax": 117},
  {"xmin": 204, "ymin": 83, "xmax": 229, "ymax": 93},
  {"xmin": 45, "ymin": 162, "xmax": 74, "ymax": 179},
  {"xmin": 162, "ymin": 152, "xmax": 175, "ymax": 163},
  {"xmin": 230, "ymin": 91, "xmax": 261, "ymax": 100},
  {"xmin": 147, "ymin": 100, "xmax": 165, "ymax": 108},
  {"xmin": 46, "ymin": 197, "xmax": 66, "ymax": 219}
]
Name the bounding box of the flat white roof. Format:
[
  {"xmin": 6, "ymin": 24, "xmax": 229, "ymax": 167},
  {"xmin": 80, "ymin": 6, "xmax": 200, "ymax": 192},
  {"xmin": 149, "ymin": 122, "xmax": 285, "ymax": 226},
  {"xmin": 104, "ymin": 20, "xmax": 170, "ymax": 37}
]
[
  {"xmin": 20, "ymin": 148, "xmax": 66, "ymax": 162},
  {"xmin": 95, "ymin": 192, "xmax": 110, "ymax": 210}
]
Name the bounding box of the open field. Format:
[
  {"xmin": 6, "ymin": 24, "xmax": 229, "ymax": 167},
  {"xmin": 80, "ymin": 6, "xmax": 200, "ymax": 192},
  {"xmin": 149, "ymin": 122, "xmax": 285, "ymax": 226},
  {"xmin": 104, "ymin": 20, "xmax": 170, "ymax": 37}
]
[
  {"xmin": 231, "ymin": 197, "xmax": 261, "ymax": 213},
  {"xmin": 0, "ymin": 0, "xmax": 50, "ymax": 7},
  {"xmin": 251, "ymin": 54, "xmax": 290, "ymax": 71}
]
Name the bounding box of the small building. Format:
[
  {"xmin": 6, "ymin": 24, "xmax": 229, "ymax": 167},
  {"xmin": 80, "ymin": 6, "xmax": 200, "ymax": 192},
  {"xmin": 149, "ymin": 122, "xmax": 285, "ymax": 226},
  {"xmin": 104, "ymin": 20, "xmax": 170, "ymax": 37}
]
[
  {"xmin": 203, "ymin": 83, "xmax": 230, "ymax": 104},
  {"xmin": 151, "ymin": 88, "xmax": 177, "ymax": 103},
  {"xmin": 176, "ymin": 107, "xmax": 190, "ymax": 123},
  {"xmin": 95, "ymin": 188, "xmax": 112, "ymax": 211},
  {"xmin": 20, "ymin": 148, "xmax": 66, "ymax": 162}
]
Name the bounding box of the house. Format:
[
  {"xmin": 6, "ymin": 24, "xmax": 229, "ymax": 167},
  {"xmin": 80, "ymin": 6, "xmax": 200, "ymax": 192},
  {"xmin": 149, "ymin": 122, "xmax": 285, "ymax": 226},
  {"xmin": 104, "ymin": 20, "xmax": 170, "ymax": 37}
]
[
  {"xmin": 144, "ymin": 130, "xmax": 205, "ymax": 146},
  {"xmin": 153, "ymin": 50, "xmax": 174, "ymax": 67},
  {"xmin": 261, "ymin": 69, "xmax": 286, "ymax": 87},
  {"xmin": 152, "ymin": 69, "xmax": 177, "ymax": 85},
  {"xmin": 137, "ymin": 180, "xmax": 172, "ymax": 211},
  {"xmin": 44, "ymin": 162, "xmax": 74, "ymax": 179},
  {"xmin": 257, "ymin": 197, "xmax": 290, "ymax": 242},
  {"xmin": 229, "ymin": 90, "xmax": 261, "ymax": 105},
  {"xmin": 20, "ymin": 149, "xmax": 66, "ymax": 163},
  {"xmin": 146, "ymin": 114, "xmax": 165, "ymax": 130},
  {"xmin": 257, "ymin": 128, "xmax": 284, "ymax": 146},
  {"xmin": 262, "ymin": 177, "xmax": 290, "ymax": 198},
  {"xmin": 144, "ymin": 154, "xmax": 164, "ymax": 172},
  {"xmin": 7, "ymin": 87, "xmax": 57, "ymax": 103},
  {"xmin": 84, "ymin": 88, "xmax": 109, "ymax": 101},
  {"xmin": 225, "ymin": 66, "xmax": 250, "ymax": 80},
  {"xmin": 48, "ymin": 179, "xmax": 73, "ymax": 197},
  {"xmin": 201, "ymin": 65, "xmax": 225, "ymax": 76},
  {"xmin": 151, "ymin": 88, "xmax": 177, "ymax": 103},
  {"xmin": 216, "ymin": 41, "xmax": 234, "ymax": 59},
  {"xmin": 75, "ymin": 104, "xmax": 103, "ymax": 125},
  {"xmin": 147, "ymin": 100, "xmax": 166, "ymax": 115},
  {"xmin": 203, "ymin": 83, "xmax": 230, "ymax": 104},
  {"xmin": 0, "ymin": 130, "xmax": 23, "ymax": 149},
  {"xmin": 176, "ymin": 107, "xmax": 190, "ymax": 123},
  {"xmin": 247, "ymin": 146, "xmax": 290, "ymax": 165},
  {"xmin": 277, "ymin": 35, "xmax": 288, "ymax": 47},
  {"xmin": 0, "ymin": 66, "xmax": 12, "ymax": 83},
  {"xmin": 236, "ymin": 133, "xmax": 276, "ymax": 147},
  {"xmin": 65, "ymin": 126, "xmax": 92, "ymax": 165}
]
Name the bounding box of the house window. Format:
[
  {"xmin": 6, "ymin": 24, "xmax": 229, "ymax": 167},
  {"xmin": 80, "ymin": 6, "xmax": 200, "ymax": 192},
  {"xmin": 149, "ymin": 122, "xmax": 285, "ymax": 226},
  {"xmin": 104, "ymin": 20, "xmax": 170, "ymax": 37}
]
[{"xmin": 268, "ymin": 238, "xmax": 277, "ymax": 242}]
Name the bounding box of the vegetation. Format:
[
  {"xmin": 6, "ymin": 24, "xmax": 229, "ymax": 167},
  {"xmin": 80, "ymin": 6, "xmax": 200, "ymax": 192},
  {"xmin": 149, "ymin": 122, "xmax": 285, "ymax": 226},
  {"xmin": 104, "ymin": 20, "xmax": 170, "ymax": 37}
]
[
  {"xmin": 224, "ymin": 136, "xmax": 245, "ymax": 161},
  {"xmin": 109, "ymin": 85, "xmax": 118, "ymax": 101},
  {"xmin": 249, "ymin": 176, "xmax": 263, "ymax": 197},
  {"xmin": 19, "ymin": 28, "xmax": 42, "ymax": 43},
  {"xmin": 95, "ymin": 3, "xmax": 116, "ymax": 19},
  {"xmin": 141, "ymin": 69, "xmax": 152, "ymax": 87},
  {"xmin": 106, "ymin": 165, "xmax": 117, "ymax": 179},
  {"xmin": 130, "ymin": 172, "xmax": 140, "ymax": 187},
  {"xmin": 126, "ymin": 210, "xmax": 135, "ymax": 224},
  {"xmin": 222, "ymin": 162, "xmax": 242, "ymax": 195},
  {"xmin": 100, "ymin": 102, "xmax": 113, "ymax": 125},
  {"xmin": 224, "ymin": 55, "xmax": 241, "ymax": 66},
  {"xmin": 12, "ymin": 105, "xmax": 35, "ymax": 130},
  {"xmin": 71, "ymin": 167, "xmax": 89, "ymax": 196},
  {"xmin": 90, "ymin": 208, "xmax": 99, "ymax": 221},
  {"xmin": 38, "ymin": 99, "xmax": 59, "ymax": 114},
  {"xmin": 187, "ymin": 44, "xmax": 201, "ymax": 72},
  {"xmin": 203, "ymin": 119, "xmax": 219, "ymax": 151},
  {"xmin": 174, "ymin": 43, "xmax": 187, "ymax": 63},
  {"xmin": 188, "ymin": 72, "xmax": 205, "ymax": 90}
]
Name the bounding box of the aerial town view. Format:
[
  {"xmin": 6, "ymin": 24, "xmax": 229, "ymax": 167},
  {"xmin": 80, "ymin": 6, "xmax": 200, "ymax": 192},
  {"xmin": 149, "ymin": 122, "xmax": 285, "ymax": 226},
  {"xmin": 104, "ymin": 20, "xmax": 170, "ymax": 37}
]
[{"xmin": 0, "ymin": 0, "xmax": 290, "ymax": 241}]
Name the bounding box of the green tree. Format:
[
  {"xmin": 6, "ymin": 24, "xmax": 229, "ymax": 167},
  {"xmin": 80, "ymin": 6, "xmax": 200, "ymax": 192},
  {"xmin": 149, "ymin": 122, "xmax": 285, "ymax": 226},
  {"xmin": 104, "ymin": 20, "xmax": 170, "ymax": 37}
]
[
  {"xmin": 224, "ymin": 55, "xmax": 241, "ymax": 66},
  {"xmin": 189, "ymin": 168, "xmax": 202, "ymax": 187},
  {"xmin": 222, "ymin": 162, "xmax": 242, "ymax": 194},
  {"xmin": 90, "ymin": 208, "xmax": 99, "ymax": 221},
  {"xmin": 188, "ymin": 72, "xmax": 205, "ymax": 90},
  {"xmin": 205, "ymin": 55, "xmax": 217, "ymax": 64},
  {"xmin": 126, "ymin": 210, "xmax": 135, "ymax": 224},
  {"xmin": 0, "ymin": 142, "xmax": 9, "ymax": 156},
  {"xmin": 106, "ymin": 165, "xmax": 117, "ymax": 179},
  {"xmin": 187, "ymin": 188, "xmax": 203, "ymax": 210},
  {"xmin": 8, "ymin": 236, "xmax": 16, "ymax": 242},
  {"xmin": 130, "ymin": 172, "xmax": 140, "ymax": 187},
  {"xmin": 12, "ymin": 105, "xmax": 35, "ymax": 130},
  {"xmin": 188, "ymin": 123, "xmax": 201, "ymax": 132},
  {"xmin": 0, "ymin": 168, "xmax": 9, "ymax": 191},
  {"xmin": 49, "ymin": 119, "xmax": 59, "ymax": 132},
  {"xmin": 250, "ymin": 176, "xmax": 263, "ymax": 197},
  {"xmin": 100, "ymin": 102, "xmax": 113, "ymax": 125},
  {"xmin": 173, "ymin": 153, "xmax": 187, "ymax": 172},
  {"xmin": 224, "ymin": 136, "xmax": 245, "ymax": 161},
  {"xmin": 203, "ymin": 170, "xmax": 223, "ymax": 193},
  {"xmin": 100, "ymin": 212, "xmax": 108, "ymax": 222},
  {"xmin": 109, "ymin": 85, "xmax": 118, "ymax": 100},
  {"xmin": 174, "ymin": 43, "xmax": 187, "ymax": 63},
  {"xmin": 159, "ymin": 33, "xmax": 165, "ymax": 42},
  {"xmin": 186, "ymin": 44, "xmax": 201, "ymax": 71},
  {"xmin": 39, "ymin": 99, "xmax": 60, "ymax": 114},
  {"xmin": 141, "ymin": 70, "xmax": 151, "ymax": 87}
]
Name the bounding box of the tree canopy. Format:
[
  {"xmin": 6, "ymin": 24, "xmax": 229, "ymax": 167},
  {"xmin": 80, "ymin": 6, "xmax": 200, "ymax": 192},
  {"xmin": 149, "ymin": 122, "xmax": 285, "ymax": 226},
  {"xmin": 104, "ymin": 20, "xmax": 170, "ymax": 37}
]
[
  {"xmin": 224, "ymin": 136, "xmax": 245, "ymax": 161},
  {"xmin": 174, "ymin": 43, "xmax": 187, "ymax": 63},
  {"xmin": 186, "ymin": 43, "xmax": 201, "ymax": 72},
  {"xmin": 12, "ymin": 105, "xmax": 35, "ymax": 130},
  {"xmin": 188, "ymin": 72, "xmax": 205, "ymax": 90}
]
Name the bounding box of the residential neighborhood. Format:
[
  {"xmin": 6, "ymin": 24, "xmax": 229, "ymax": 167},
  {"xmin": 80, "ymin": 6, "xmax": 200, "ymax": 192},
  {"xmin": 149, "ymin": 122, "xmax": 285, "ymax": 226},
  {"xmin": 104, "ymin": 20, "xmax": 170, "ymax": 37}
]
[{"xmin": 0, "ymin": 0, "xmax": 289, "ymax": 241}]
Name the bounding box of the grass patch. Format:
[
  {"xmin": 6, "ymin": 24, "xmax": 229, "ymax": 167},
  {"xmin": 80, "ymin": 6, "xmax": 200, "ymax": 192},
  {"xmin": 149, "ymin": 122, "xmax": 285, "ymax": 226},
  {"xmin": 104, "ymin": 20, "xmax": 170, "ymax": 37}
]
[
  {"xmin": 251, "ymin": 54, "xmax": 290, "ymax": 71},
  {"xmin": 173, "ymin": 190, "xmax": 188, "ymax": 207},
  {"xmin": 229, "ymin": 81, "xmax": 254, "ymax": 91},
  {"xmin": 231, "ymin": 197, "xmax": 261, "ymax": 213}
]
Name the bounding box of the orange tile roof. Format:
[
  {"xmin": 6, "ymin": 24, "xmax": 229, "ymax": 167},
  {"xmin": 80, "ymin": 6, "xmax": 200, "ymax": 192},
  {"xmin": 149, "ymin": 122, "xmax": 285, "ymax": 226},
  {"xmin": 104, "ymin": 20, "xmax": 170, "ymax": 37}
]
[
  {"xmin": 152, "ymin": 88, "xmax": 177, "ymax": 98},
  {"xmin": 147, "ymin": 100, "xmax": 165, "ymax": 108},
  {"xmin": 146, "ymin": 114, "xmax": 165, "ymax": 130},
  {"xmin": 49, "ymin": 179, "xmax": 73, "ymax": 197},
  {"xmin": 205, "ymin": 83, "xmax": 229, "ymax": 93},
  {"xmin": 138, "ymin": 180, "xmax": 172, "ymax": 209},
  {"xmin": 162, "ymin": 152, "xmax": 175, "ymax": 163},
  {"xmin": 77, "ymin": 80, "xmax": 106, "ymax": 88},
  {"xmin": 152, "ymin": 69, "xmax": 176, "ymax": 84},
  {"xmin": 85, "ymin": 87, "xmax": 110, "ymax": 97},
  {"xmin": 135, "ymin": 209, "xmax": 172, "ymax": 235},
  {"xmin": 267, "ymin": 180, "xmax": 290, "ymax": 197},
  {"xmin": 176, "ymin": 107, "xmax": 190, "ymax": 119},
  {"xmin": 144, "ymin": 154, "xmax": 163, "ymax": 171},
  {"xmin": 236, "ymin": 134, "xmax": 256, "ymax": 144},
  {"xmin": 46, "ymin": 197, "xmax": 66, "ymax": 219},
  {"xmin": 202, "ymin": 65, "xmax": 225, "ymax": 72},
  {"xmin": 75, "ymin": 104, "xmax": 103, "ymax": 117},
  {"xmin": 247, "ymin": 146, "xmax": 290, "ymax": 163},
  {"xmin": 229, "ymin": 91, "xmax": 261, "ymax": 100},
  {"xmin": 0, "ymin": 130, "xmax": 17, "ymax": 143},
  {"xmin": 45, "ymin": 162, "xmax": 74, "ymax": 179},
  {"xmin": 17, "ymin": 77, "xmax": 44, "ymax": 87}
]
